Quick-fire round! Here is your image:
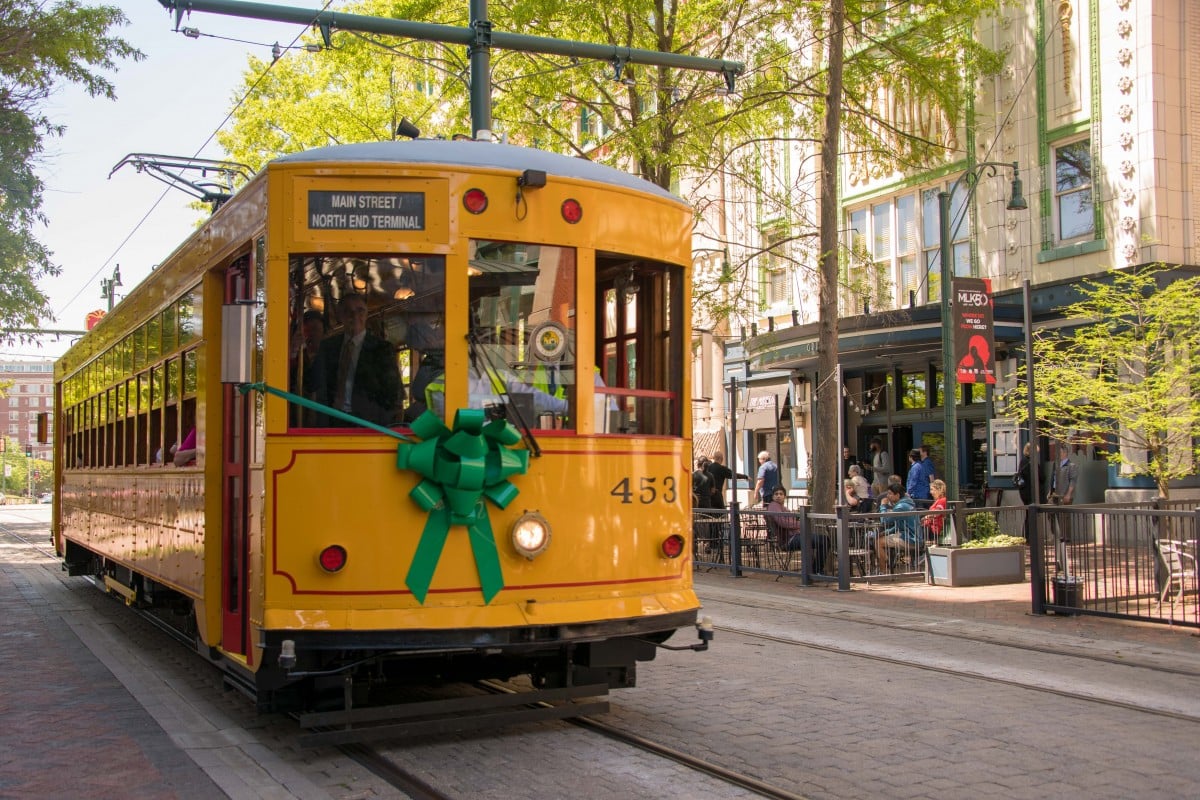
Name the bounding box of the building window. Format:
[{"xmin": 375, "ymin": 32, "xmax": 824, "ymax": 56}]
[
  {"xmin": 846, "ymin": 183, "xmax": 970, "ymax": 314},
  {"xmin": 761, "ymin": 226, "xmax": 790, "ymax": 308},
  {"xmin": 900, "ymin": 372, "xmax": 928, "ymax": 410},
  {"xmin": 1054, "ymin": 138, "xmax": 1094, "ymax": 242}
]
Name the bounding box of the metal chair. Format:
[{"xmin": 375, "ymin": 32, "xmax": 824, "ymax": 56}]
[{"xmin": 1156, "ymin": 541, "xmax": 1197, "ymax": 604}]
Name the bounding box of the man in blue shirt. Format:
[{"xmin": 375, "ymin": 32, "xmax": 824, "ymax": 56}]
[
  {"xmin": 919, "ymin": 444, "xmax": 937, "ymax": 480},
  {"xmin": 754, "ymin": 450, "xmax": 781, "ymax": 505},
  {"xmin": 905, "ymin": 449, "xmax": 932, "ymax": 505},
  {"xmin": 875, "ymin": 482, "xmax": 917, "ymax": 573}
]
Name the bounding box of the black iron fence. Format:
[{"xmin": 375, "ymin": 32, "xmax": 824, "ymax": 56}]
[
  {"xmin": 693, "ymin": 500, "xmax": 1200, "ymax": 628},
  {"xmin": 1032, "ymin": 503, "xmax": 1199, "ymax": 626}
]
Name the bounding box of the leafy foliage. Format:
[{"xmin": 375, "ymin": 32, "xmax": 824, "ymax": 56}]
[
  {"xmin": 0, "ymin": 1, "xmax": 142, "ymax": 344},
  {"xmin": 960, "ymin": 533, "xmax": 1025, "ymax": 549},
  {"xmin": 1002, "ymin": 265, "xmax": 1200, "ymax": 499},
  {"xmin": 964, "ymin": 510, "xmax": 1000, "ymax": 541}
]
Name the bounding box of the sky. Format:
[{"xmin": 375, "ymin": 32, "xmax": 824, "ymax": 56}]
[{"xmin": 13, "ymin": 1, "xmax": 321, "ymax": 361}]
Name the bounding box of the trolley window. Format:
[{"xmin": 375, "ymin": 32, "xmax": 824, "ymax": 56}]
[
  {"xmin": 287, "ymin": 253, "xmax": 445, "ymax": 429},
  {"xmin": 453, "ymin": 240, "xmax": 577, "ymax": 431},
  {"xmin": 595, "ymin": 253, "xmax": 683, "ymax": 436}
]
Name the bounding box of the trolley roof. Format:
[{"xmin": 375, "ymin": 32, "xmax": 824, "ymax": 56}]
[{"xmin": 273, "ymin": 140, "xmax": 685, "ymax": 204}]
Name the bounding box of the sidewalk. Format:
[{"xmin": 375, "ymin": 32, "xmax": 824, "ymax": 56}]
[
  {"xmin": 694, "ymin": 567, "xmax": 1200, "ymax": 653},
  {"xmin": 0, "ymin": 510, "xmax": 385, "ymax": 800},
  {"xmin": 0, "ymin": 559, "xmax": 227, "ymax": 799}
]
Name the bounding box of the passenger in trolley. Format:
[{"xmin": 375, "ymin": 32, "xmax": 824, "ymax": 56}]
[{"xmin": 310, "ymin": 293, "xmax": 404, "ymax": 426}]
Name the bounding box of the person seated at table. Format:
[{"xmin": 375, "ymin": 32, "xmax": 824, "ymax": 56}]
[
  {"xmin": 920, "ymin": 478, "xmax": 949, "ymax": 542},
  {"xmin": 767, "ymin": 487, "xmax": 829, "ymax": 573},
  {"xmin": 874, "ymin": 482, "xmax": 917, "ymax": 572},
  {"xmin": 844, "ymin": 478, "xmax": 874, "ymax": 514},
  {"xmin": 847, "ymin": 463, "xmax": 871, "ymax": 500}
]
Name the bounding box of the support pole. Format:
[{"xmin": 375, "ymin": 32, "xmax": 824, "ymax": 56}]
[{"xmin": 938, "ymin": 188, "xmax": 958, "ymax": 500}]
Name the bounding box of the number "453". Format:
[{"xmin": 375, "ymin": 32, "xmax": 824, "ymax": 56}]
[{"xmin": 609, "ymin": 476, "xmax": 677, "ymax": 504}]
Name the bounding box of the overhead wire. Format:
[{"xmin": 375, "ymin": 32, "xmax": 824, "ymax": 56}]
[{"xmin": 54, "ymin": 2, "xmax": 338, "ymax": 320}]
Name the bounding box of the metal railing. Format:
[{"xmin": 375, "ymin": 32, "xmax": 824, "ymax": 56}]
[
  {"xmin": 1032, "ymin": 503, "xmax": 1199, "ymax": 626},
  {"xmin": 693, "ymin": 502, "xmax": 938, "ymax": 585},
  {"xmin": 693, "ymin": 500, "xmax": 1200, "ymax": 628}
]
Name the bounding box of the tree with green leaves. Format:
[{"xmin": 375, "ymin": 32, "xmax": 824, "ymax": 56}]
[
  {"xmin": 805, "ymin": 2, "xmax": 1004, "ymax": 510},
  {"xmin": 0, "ymin": 1, "xmax": 142, "ymax": 346},
  {"xmin": 1003, "ymin": 266, "xmax": 1200, "ymax": 499},
  {"xmin": 211, "ymin": 0, "xmax": 1006, "ymax": 510}
]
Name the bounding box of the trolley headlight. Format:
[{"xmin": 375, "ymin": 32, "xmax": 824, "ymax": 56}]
[{"xmin": 511, "ymin": 512, "xmax": 551, "ymax": 559}]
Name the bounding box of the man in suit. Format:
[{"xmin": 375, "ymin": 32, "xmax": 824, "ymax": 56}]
[{"xmin": 313, "ymin": 293, "xmax": 403, "ymax": 427}]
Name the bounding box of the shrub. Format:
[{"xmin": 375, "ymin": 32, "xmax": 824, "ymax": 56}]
[
  {"xmin": 961, "ymin": 534, "xmax": 1027, "ymax": 549},
  {"xmin": 964, "ymin": 512, "xmax": 1000, "ymax": 542}
]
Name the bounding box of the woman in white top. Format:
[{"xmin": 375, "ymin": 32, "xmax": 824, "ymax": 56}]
[{"xmin": 848, "ymin": 463, "xmax": 871, "ymax": 499}]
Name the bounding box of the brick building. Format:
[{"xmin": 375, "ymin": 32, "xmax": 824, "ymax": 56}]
[{"xmin": 0, "ymin": 359, "xmax": 54, "ymax": 462}]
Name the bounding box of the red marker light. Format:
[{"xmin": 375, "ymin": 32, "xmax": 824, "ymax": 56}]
[
  {"xmin": 318, "ymin": 545, "xmax": 347, "ymax": 573},
  {"xmin": 661, "ymin": 534, "xmax": 686, "ymax": 559},
  {"xmin": 463, "ymin": 188, "xmax": 488, "ymax": 214},
  {"xmin": 561, "ymin": 198, "xmax": 582, "ymax": 223}
]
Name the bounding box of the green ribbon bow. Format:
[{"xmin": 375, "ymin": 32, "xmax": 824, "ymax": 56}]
[{"xmin": 398, "ymin": 409, "xmax": 529, "ymax": 604}]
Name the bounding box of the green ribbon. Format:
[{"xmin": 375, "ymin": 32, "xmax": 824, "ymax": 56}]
[
  {"xmin": 237, "ymin": 384, "xmax": 526, "ymax": 604},
  {"xmin": 398, "ymin": 409, "xmax": 529, "ymax": 604}
]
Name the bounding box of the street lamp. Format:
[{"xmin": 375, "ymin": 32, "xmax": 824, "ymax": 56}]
[
  {"xmin": 939, "ymin": 161, "xmax": 1027, "ymax": 499},
  {"xmin": 100, "ymin": 264, "xmax": 122, "ymax": 311}
]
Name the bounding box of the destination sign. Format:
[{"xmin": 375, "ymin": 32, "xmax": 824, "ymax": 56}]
[{"xmin": 308, "ymin": 190, "xmax": 426, "ymax": 230}]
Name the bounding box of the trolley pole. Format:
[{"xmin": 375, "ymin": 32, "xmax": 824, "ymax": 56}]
[{"xmin": 157, "ymin": 0, "xmax": 744, "ymax": 139}]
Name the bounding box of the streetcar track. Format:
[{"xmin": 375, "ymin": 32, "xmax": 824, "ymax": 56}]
[
  {"xmin": 719, "ymin": 622, "xmax": 1200, "ymax": 724},
  {"xmin": 569, "ymin": 713, "xmax": 808, "ymax": 800},
  {"xmin": 0, "ymin": 523, "xmax": 57, "ymax": 561},
  {"xmin": 705, "ymin": 591, "xmax": 1200, "ymax": 678},
  {"xmin": 10, "ymin": 522, "xmax": 1195, "ymax": 796},
  {"xmin": 479, "ymin": 679, "xmax": 807, "ymax": 800}
]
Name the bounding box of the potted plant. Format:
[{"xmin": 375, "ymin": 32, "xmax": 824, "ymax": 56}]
[{"xmin": 926, "ymin": 512, "xmax": 1027, "ymax": 586}]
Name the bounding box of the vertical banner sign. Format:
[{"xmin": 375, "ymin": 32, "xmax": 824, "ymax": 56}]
[{"xmin": 953, "ymin": 277, "xmax": 997, "ymax": 384}]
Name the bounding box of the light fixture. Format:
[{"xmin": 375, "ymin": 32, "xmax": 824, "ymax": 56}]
[
  {"xmin": 616, "ymin": 265, "xmax": 639, "ymax": 299},
  {"xmin": 463, "ymin": 188, "xmax": 488, "ymax": 214},
  {"xmin": 318, "ymin": 544, "xmax": 347, "ymax": 572},
  {"xmin": 1006, "ymin": 163, "xmax": 1028, "ymax": 211},
  {"xmin": 661, "ymin": 534, "xmax": 686, "ymax": 558},
  {"xmin": 560, "ymin": 198, "xmax": 582, "ymax": 223},
  {"xmin": 394, "ymin": 117, "xmax": 420, "ymax": 140}
]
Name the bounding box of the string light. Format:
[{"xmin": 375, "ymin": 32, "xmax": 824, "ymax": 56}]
[{"xmin": 841, "ymin": 384, "xmax": 884, "ymax": 414}]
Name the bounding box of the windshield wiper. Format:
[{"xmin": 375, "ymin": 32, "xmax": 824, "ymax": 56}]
[{"xmin": 466, "ymin": 329, "xmax": 541, "ymax": 458}]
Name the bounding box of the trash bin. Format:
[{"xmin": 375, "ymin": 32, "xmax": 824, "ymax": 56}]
[{"xmin": 1052, "ymin": 576, "xmax": 1083, "ymax": 614}]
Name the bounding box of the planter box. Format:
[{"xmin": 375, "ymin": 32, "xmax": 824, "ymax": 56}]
[{"xmin": 926, "ymin": 545, "xmax": 1026, "ymax": 587}]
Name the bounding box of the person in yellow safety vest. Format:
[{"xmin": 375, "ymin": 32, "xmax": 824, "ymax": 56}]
[
  {"xmin": 531, "ymin": 361, "xmax": 567, "ymax": 401},
  {"xmin": 424, "ymin": 364, "xmax": 569, "ymax": 419}
]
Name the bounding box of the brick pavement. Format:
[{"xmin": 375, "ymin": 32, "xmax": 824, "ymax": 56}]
[
  {"xmin": 0, "ymin": 563, "xmax": 226, "ymax": 800},
  {"xmin": 3, "ymin": 515, "xmax": 1196, "ymax": 800}
]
